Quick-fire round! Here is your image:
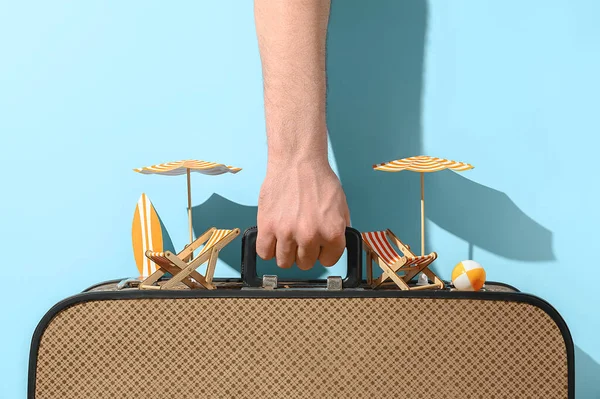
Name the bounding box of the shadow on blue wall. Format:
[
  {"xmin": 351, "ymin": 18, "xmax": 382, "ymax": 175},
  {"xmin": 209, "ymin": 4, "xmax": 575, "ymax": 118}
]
[
  {"xmin": 427, "ymin": 170, "xmax": 555, "ymax": 261},
  {"xmin": 191, "ymin": 0, "xmax": 430, "ymax": 279},
  {"xmin": 181, "ymin": 0, "xmax": 573, "ymax": 393},
  {"xmin": 326, "ymin": 0, "xmax": 427, "ymax": 266},
  {"xmin": 191, "ymin": 194, "xmax": 324, "ymax": 279},
  {"xmin": 190, "ymin": 0, "xmax": 553, "ymax": 275},
  {"xmin": 157, "ymin": 214, "xmax": 176, "ymax": 254},
  {"xmin": 327, "ymin": 0, "xmax": 555, "ymax": 268},
  {"xmin": 576, "ymin": 345, "xmax": 600, "ymax": 398}
]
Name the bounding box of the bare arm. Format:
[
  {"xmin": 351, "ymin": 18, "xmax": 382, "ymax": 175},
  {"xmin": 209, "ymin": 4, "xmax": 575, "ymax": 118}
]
[{"xmin": 254, "ymin": 0, "xmax": 350, "ymax": 269}]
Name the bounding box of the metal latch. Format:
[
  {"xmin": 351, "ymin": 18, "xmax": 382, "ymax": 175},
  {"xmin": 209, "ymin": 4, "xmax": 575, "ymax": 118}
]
[
  {"xmin": 326, "ymin": 276, "xmax": 343, "ymax": 291},
  {"xmin": 262, "ymin": 275, "xmax": 278, "ymax": 289},
  {"xmin": 116, "ymin": 278, "xmax": 141, "ymax": 290}
]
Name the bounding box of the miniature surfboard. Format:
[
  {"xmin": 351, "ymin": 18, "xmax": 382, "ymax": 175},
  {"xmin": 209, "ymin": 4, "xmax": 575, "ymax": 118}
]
[{"xmin": 132, "ymin": 193, "xmax": 164, "ymax": 277}]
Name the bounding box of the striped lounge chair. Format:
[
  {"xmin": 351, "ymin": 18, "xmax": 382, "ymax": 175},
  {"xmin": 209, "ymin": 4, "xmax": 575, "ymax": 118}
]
[
  {"xmin": 140, "ymin": 227, "xmax": 240, "ymax": 290},
  {"xmin": 362, "ymin": 229, "xmax": 444, "ymax": 290}
]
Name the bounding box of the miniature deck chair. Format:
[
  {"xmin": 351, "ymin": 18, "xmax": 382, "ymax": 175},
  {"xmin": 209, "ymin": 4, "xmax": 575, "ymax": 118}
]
[
  {"xmin": 362, "ymin": 230, "xmax": 444, "ymax": 290},
  {"xmin": 139, "ymin": 227, "xmax": 240, "ymax": 290}
]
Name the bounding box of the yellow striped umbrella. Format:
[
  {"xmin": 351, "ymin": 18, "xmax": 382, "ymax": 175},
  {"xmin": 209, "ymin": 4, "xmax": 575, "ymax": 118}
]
[
  {"xmin": 134, "ymin": 160, "xmax": 241, "ymax": 247},
  {"xmin": 373, "ymin": 155, "xmax": 473, "ymax": 255}
]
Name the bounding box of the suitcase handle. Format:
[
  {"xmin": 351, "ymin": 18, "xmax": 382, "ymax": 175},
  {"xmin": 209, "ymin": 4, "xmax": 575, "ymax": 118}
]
[{"xmin": 241, "ymin": 226, "xmax": 362, "ymax": 288}]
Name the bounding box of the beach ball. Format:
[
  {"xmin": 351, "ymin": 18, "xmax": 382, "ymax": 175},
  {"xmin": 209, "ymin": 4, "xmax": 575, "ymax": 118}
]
[{"xmin": 451, "ymin": 260, "xmax": 486, "ymax": 291}]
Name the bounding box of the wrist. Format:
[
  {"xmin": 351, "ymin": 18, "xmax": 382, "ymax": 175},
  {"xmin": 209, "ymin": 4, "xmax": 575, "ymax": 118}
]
[
  {"xmin": 267, "ymin": 144, "xmax": 330, "ymax": 171},
  {"xmin": 267, "ymin": 149, "xmax": 330, "ymax": 169},
  {"xmin": 266, "ymin": 120, "xmax": 329, "ymax": 165}
]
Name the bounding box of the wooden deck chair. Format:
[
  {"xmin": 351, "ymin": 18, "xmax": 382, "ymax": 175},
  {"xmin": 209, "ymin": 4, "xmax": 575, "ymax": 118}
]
[
  {"xmin": 362, "ymin": 229, "xmax": 444, "ymax": 290},
  {"xmin": 139, "ymin": 227, "xmax": 240, "ymax": 290}
]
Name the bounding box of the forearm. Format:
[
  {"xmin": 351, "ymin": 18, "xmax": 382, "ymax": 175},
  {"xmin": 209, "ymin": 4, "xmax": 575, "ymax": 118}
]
[{"xmin": 254, "ymin": 0, "xmax": 331, "ymax": 165}]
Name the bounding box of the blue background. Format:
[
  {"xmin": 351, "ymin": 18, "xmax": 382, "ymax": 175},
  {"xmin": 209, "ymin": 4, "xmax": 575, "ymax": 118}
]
[{"xmin": 1, "ymin": 1, "xmax": 598, "ymax": 397}]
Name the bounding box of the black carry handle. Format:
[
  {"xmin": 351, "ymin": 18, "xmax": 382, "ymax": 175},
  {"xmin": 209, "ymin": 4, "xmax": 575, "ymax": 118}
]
[{"xmin": 241, "ymin": 226, "xmax": 362, "ymax": 288}]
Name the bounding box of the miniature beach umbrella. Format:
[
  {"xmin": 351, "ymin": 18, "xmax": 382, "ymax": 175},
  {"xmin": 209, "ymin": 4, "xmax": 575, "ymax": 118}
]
[
  {"xmin": 373, "ymin": 155, "xmax": 473, "ymax": 255},
  {"xmin": 134, "ymin": 160, "xmax": 241, "ymax": 247}
]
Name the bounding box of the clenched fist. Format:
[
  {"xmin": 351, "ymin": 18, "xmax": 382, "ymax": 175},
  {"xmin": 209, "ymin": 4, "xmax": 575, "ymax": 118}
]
[
  {"xmin": 257, "ymin": 158, "xmax": 350, "ymax": 270},
  {"xmin": 254, "ymin": 0, "xmax": 347, "ymax": 269}
]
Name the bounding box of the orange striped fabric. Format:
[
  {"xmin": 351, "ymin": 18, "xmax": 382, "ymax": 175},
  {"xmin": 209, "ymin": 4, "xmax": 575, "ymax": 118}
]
[
  {"xmin": 198, "ymin": 229, "xmax": 231, "ymax": 255},
  {"xmin": 362, "ymin": 231, "xmax": 436, "ymax": 267},
  {"xmin": 144, "ymin": 252, "xmax": 172, "ymax": 270},
  {"xmin": 145, "ymin": 251, "xmax": 168, "ymax": 262},
  {"xmin": 403, "ymin": 254, "xmax": 436, "ymax": 268},
  {"xmin": 361, "ymin": 231, "xmax": 402, "ymax": 265},
  {"xmin": 145, "ymin": 229, "xmax": 232, "ymax": 262},
  {"xmin": 373, "ymin": 155, "xmax": 473, "ymax": 173},
  {"xmin": 134, "ymin": 160, "xmax": 241, "ymax": 176}
]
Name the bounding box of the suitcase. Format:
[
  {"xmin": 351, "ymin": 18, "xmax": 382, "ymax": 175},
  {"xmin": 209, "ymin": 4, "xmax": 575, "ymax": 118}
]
[{"xmin": 29, "ymin": 227, "xmax": 574, "ymax": 398}]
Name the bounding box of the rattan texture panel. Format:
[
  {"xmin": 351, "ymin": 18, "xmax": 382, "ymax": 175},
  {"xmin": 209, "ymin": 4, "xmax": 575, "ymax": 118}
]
[{"xmin": 34, "ymin": 297, "xmax": 568, "ymax": 398}]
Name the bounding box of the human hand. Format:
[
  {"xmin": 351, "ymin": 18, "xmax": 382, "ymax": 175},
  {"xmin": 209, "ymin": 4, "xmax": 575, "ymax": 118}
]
[
  {"xmin": 257, "ymin": 158, "xmax": 350, "ymax": 270},
  {"xmin": 254, "ymin": 0, "xmax": 342, "ymax": 270}
]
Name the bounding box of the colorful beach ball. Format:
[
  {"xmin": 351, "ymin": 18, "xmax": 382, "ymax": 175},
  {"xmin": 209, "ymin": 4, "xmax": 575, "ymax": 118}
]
[{"xmin": 451, "ymin": 260, "xmax": 486, "ymax": 291}]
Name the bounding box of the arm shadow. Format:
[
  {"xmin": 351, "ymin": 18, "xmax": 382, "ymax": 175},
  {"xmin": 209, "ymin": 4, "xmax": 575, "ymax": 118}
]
[
  {"xmin": 189, "ymin": 0, "xmax": 553, "ymax": 280},
  {"xmin": 327, "ymin": 0, "xmax": 554, "ymax": 270}
]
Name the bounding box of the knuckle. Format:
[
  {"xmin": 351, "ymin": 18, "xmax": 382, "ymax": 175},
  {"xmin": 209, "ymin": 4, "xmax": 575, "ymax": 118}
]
[
  {"xmin": 297, "ymin": 231, "xmax": 318, "ymax": 247},
  {"xmin": 321, "ymin": 223, "xmax": 345, "ymax": 242},
  {"xmin": 276, "ymin": 226, "xmax": 294, "ymax": 240},
  {"xmin": 257, "ymin": 219, "xmax": 275, "ymax": 234}
]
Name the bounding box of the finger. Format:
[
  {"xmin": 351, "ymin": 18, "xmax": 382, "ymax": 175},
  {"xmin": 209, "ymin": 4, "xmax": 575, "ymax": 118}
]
[
  {"xmin": 318, "ymin": 232, "xmax": 346, "ymax": 267},
  {"xmin": 296, "ymin": 244, "xmax": 320, "ymax": 271},
  {"xmin": 275, "ymin": 237, "xmax": 297, "ymax": 269},
  {"xmin": 256, "ymin": 231, "xmax": 276, "ymax": 260}
]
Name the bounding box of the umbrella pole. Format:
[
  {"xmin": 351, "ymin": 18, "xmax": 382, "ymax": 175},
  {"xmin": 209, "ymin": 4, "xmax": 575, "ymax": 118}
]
[
  {"xmin": 187, "ymin": 168, "xmax": 194, "ymax": 251},
  {"xmin": 420, "ymin": 172, "xmax": 425, "ymax": 256}
]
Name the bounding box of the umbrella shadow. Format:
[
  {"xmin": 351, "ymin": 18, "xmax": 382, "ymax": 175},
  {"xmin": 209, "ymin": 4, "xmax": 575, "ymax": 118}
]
[
  {"xmin": 327, "ymin": 0, "xmax": 554, "ymax": 270},
  {"xmin": 427, "ymin": 170, "xmax": 555, "ymax": 261},
  {"xmin": 190, "ymin": 0, "xmax": 553, "ymax": 278},
  {"xmin": 156, "ymin": 214, "xmax": 176, "ymax": 254}
]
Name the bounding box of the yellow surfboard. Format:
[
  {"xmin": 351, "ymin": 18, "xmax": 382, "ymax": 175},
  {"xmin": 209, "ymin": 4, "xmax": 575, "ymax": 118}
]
[{"xmin": 132, "ymin": 193, "xmax": 164, "ymax": 277}]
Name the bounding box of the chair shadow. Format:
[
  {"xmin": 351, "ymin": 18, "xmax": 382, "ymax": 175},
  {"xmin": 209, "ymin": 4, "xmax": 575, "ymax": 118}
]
[
  {"xmin": 192, "ymin": 194, "xmax": 325, "ymax": 279},
  {"xmin": 190, "ymin": 0, "xmax": 553, "ymax": 279},
  {"xmin": 575, "ymin": 345, "xmax": 600, "ymax": 398}
]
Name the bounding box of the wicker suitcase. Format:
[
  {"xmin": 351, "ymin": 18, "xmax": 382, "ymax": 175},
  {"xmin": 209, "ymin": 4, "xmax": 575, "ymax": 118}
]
[{"xmin": 29, "ymin": 227, "xmax": 574, "ymax": 398}]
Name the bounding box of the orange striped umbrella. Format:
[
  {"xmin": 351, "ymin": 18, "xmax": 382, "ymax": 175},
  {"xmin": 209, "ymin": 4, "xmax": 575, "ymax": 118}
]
[
  {"xmin": 373, "ymin": 155, "xmax": 473, "ymax": 255},
  {"xmin": 134, "ymin": 160, "xmax": 241, "ymax": 248}
]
